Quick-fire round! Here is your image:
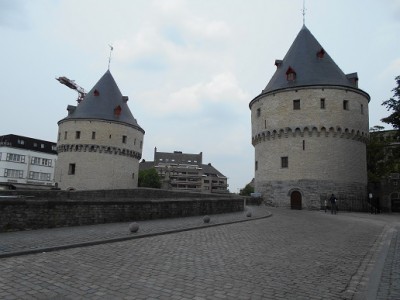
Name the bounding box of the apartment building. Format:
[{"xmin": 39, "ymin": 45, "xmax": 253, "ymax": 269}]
[
  {"xmin": 140, "ymin": 148, "xmax": 229, "ymax": 193},
  {"xmin": 0, "ymin": 134, "xmax": 57, "ymax": 190}
]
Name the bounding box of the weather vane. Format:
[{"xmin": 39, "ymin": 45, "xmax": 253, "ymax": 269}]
[
  {"xmin": 302, "ymin": 0, "xmax": 307, "ymax": 25},
  {"xmin": 108, "ymin": 44, "xmax": 113, "ymax": 70}
]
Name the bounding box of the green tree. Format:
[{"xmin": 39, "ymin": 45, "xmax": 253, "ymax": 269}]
[
  {"xmin": 381, "ymin": 75, "xmax": 400, "ymax": 130},
  {"xmin": 240, "ymin": 184, "xmax": 254, "ymax": 196},
  {"xmin": 138, "ymin": 168, "xmax": 161, "ymax": 188},
  {"xmin": 367, "ymin": 126, "xmax": 400, "ymax": 182}
]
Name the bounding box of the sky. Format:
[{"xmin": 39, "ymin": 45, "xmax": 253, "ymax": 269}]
[{"xmin": 0, "ymin": 0, "xmax": 399, "ymax": 193}]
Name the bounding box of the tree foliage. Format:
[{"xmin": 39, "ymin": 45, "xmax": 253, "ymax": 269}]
[
  {"xmin": 367, "ymin": 127, "xmax": 400, "ymax": 182},
  {"xmin": 381, "ymin": 75, "xmax": 400, "ymax": 129},
  {"xmin": 240, "ymin": 184, "xmax": 254, "ymax": 196},
  {"xmin": 138, "ymin": 168, "xmax": 161, "ymax": 188}
]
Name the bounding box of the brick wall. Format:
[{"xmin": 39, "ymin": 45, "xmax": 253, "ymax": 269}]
[{"xmin": 0, "ymin": 188, "xmax": 244, "ymax": 232}]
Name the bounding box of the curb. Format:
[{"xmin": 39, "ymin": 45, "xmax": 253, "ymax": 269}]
[{"xmin": 0, "ymin": 211, "xmax": 272, "ymax": 259}]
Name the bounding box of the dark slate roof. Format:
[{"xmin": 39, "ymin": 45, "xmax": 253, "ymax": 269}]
[
  {"xmin": 261, "ymin": 25, "xmax": 365, "ymax": 95},
  {"xmin": 201, "ymin": 163, "xmax": 226, "ymax": 178},
  {"xmin": 0, "ymin": 134, "xmax": 57, "ymax": 155},
  {"xmin": 59, "ymin": 70, "xmax": 144, "ymax": 132}
]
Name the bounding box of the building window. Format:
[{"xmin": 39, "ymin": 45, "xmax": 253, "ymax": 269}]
[
  {"xmin": 6, "ymin": 153, "xmax": 25, "ymax": 163},
  {"xmin": 33, "ymin": 143, "xmax": 37, "ymax": 147},
  {"xmin": 303, "ymin": 140, "xmax": 305, "ymax": 150},
  {"xmin": 122, "ymin": 135, "xmax": 127, "ymax": 144},
  {"xmin": 92, "ymin": 132, "xmax": 96, "ymax": 139},
  {"xmin": 4, "ymin": 169, "xmax": 23, "ymax": 178},
  {"xmin": 140, "ymin": 141, "xmax": 143, "ymax": 148},
  {"xmin": 286, "ymin": 67, "xmax": 296, "ymax": 81},
  {"xmin": 320, "ymin": 98, "xmax": 325, "ymax": 109},
  {"xmin": 68, "ymin": 163, "xmax": 76, "ymax": 175},
  {"xmin": 281, "ymin": 156, "xmax": 288, "ymax": 168},
  {"xmin": 255, "ymin": 161, "xmax": 258, "ymax": 171},
  {"xmin": 132, "ymin": 173, "xmax": 135, "ymax": 179},
  {"xmin": 64, "ymin": 131, "xmax": 68, "ymax": 140},
  {"xmin": 75, "ymin": 131, "xmax": 81, "ymax": 139},
  {"xmin": 94, "ymin": 89, "xmax": 100, "ymax": 96},
  {"xmin": 58, "ymin": 132, "xmax": 61, "ymax": 141},
  {"xmin": 293, "ymin": 99, "xmax": 300, "ymax": 110},
  {"xmin": 41, "ymin": 144, "xmax": 44, "ymax": 149},
  {"xmin": 361, "ymin": 104, "xmax": 364, "ymax": 114},
  {"xmin": 256, "ymin": 108, "xmax": 261, "ymax": 117},
  {"xmin": 17, "ymin": 139, "xmax": 25, "ymax": 145},
  {"xmin": 343, "ymin": 100, "xmax": 349, "ymax": 110},
  {"xmin": 29, "ymin": 171, "xmax": 51, "ymax": 181}
]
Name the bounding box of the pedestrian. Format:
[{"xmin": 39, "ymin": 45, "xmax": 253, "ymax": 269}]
[
  {"xmin": 329, "ymin": 194, "xmax": 337, "ymax": 215},
  {"xmin": 324, "ymin": 199, "xmax": 327, "ymax": 213}
]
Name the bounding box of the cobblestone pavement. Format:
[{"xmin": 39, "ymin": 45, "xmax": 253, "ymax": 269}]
[
  {"xmin": 0, "ymin": 207, "xmax": 399, "ymax": 300},
  {"xmin": 0, "ymin": 206, "xmax": 269, "ymax": 257}
]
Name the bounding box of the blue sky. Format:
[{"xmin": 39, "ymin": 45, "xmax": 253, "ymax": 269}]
[{"xmin": 1, "ymin": 0, "xmax": 399, "ymax": 193}]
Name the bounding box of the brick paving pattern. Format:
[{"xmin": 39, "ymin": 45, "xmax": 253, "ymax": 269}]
[{"xmin": 0, "ymin": 207, "xmax": 399, "ymax": 299}]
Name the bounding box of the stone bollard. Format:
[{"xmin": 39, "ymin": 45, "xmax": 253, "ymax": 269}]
[
  {"xmin": 203, "ymin": 215, "xmax": 210, "ymax": 223},
  {"xmin": 129, "ymin": 222, "xmax": 139, "ymax": 233}
]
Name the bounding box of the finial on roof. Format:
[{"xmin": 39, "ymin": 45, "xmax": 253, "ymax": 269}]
[
  {"xmin": 108, "ymin": 44, "xmax": 113, "ymax": 70},
  {"xmin": 302, "ymin": 0, "xmax": 307, "ymax": 25}
]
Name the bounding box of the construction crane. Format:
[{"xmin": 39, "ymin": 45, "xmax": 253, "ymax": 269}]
[{"xmin": 56, "ymin": 76, "xmax": 87, "ymax": 103}]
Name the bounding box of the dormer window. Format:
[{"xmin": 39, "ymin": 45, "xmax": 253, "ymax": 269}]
[
  {"xmin": 275, "ymin": 60, "xmax": 283, "ymax": 68},
  {"xmin": 317, "ymin": 48, "xmax": 325, "ymax": 59},
  {"xmin": 286, "ymin": 67, "xmax": 296, "ymax": 81},
  {"xmin": 94, "ymin": 89, "xmax": 100, "ymax": 96},
  {"xmin": 114, "ymin": 105, "xmax": 122, "ymax": 116}
]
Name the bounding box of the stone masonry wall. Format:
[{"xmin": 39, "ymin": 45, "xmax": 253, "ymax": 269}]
[
  {"xmin": 55, "ymin": 120, "xmax": 144, "ymax": 190},
  {"xmin": 0, "ymin": 188, "xmax": 243, "ymax": 232},
  {"xmin": 257, "ymin": 179, "xmax": 367, "ymax": 211}
]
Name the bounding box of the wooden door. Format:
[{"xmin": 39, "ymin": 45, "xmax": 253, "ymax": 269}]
[{"xmin": 291, "ymin": 191, "xmax": 302, "ymax": 210}]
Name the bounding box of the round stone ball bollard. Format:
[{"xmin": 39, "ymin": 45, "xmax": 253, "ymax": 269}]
[
  {"xmin": 246, "ymin": 211, "xmax": 252, "ymax": 218},
  {"xmin": 203, "ymin": 215, "xmax": 211, "ymax": 223},
  {"xmin": 129, "ymin": 222, "xmax": 139, "ymax": 233}
]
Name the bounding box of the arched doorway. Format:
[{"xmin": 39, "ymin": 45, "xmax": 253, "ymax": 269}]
[{"xmin": 291, "ymin": 191, "xmax": 302, "ymax": 210}]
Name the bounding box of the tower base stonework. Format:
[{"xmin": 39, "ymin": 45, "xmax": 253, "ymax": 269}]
[{"xmin": 256, "ymin": 179, "xmax": 367, "ymax": 211}]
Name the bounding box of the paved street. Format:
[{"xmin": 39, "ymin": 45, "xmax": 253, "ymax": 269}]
[{"xmin": 0, "ymin": 207, "xmax": 399, "ymax": 299}]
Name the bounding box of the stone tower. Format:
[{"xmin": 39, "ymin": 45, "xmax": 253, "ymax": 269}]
[
  {"xmin": 249, "ymin": 26, "xmax": 370, "ymax": 209},
  {"xmin": 55, "ymin": 70, "xmax": 145, "ymax": 190}
]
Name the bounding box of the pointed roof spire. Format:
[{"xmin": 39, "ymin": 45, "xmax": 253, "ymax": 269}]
[
  {"xmin": 60, "ymin": 70, "xmax": 144, "ymax": 132},
  {"xmin": 261, "ymin": 26, "xmax": 366, "ymax": 95}
]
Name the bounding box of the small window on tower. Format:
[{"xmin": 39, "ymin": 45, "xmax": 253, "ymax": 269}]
[
  {"xmin": 68, "ymin": 163, "xmax": 76, "ymax": 175},
  {"xmin": 343, "ymin": 100, "xmax": 349, "ymax": 110},
  {"xmin": 256, "ymin": 108, "xmax": 261, "ymax": 117},
  {"xmin": 122, "ymin": 135, "xmax": 127, "ymax": 144},
  {"xmin": 320, "ymin": 98, "xmax": 325, "ymax": 109},
  {"xmin": 75, "ymin": 131, "xmax": 81, "ymax": 139},
  {"xmin": 114, "ymin": 105, "xmax": 122, "ymax": 117},
  {"xmin": 361, "ymin": 104, "xmax": 364, "ymax": 115},
  {"xmin": 255, "ymin": 161, "xmax": 258, "ymax": 171},
  {"xmin": 293, "ymin": 99, "xmax": 300, "ymax": 110},
  {"xmin": 286, "ymin": 67, "xmax": 296, "ymax": 81},
  {"xmin": 317, "ymin": 48, "xmax": 326, "ymax": 59},
  {"xmin": 281, "ymin": 157, "xmax": 288, "ymax": 168},
  {"xmin": 92, "ymin": 131, "xmax": 96, "ymax": 139}
]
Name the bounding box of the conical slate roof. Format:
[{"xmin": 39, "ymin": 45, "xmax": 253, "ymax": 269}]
[
  {"xmin": 262, "ymin": 25, "xmax": 360, "ymax": 94},
  {"xmin": 60, "ymin": 70, "xmax": 144, "ymax": 132}
]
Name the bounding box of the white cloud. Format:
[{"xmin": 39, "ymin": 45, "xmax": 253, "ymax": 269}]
[{"xmin": 139, "ymin": 72, "xmax": 249, "ymax": 117}]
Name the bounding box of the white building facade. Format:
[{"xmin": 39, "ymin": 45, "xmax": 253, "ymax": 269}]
[{"xmin": 0, "ymin": 135, "xmax": 57, "ymax": 190}]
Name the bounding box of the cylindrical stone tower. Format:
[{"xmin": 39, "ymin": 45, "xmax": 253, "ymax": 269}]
[
  {"xmin": 249, "ymin": 26, "xmax": 370, "ymax": 209},
  {"xmin": 55, "ymin": 70, "xmax": 145, "ymax": 190}
]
